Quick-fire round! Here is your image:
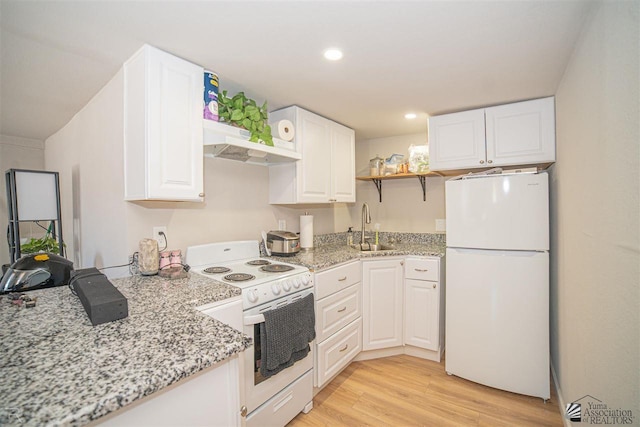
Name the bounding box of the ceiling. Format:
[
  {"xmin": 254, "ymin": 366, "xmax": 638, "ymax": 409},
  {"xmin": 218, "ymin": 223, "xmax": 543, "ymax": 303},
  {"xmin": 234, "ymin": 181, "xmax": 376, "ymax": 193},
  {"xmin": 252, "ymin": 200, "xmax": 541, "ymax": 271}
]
[{"xmin": 0, "ymin": 0, "xmax": 595, "ymax": 142}]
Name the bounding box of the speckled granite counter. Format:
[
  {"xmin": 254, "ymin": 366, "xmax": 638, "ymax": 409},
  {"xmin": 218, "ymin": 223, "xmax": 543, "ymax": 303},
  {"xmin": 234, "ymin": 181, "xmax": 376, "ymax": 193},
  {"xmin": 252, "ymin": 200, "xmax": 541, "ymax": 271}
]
[
  {"xmin": 270, "ymin": 232, "xmax": 446, "ymax": 271},
  {"xmin": 0, "ymin": 274, "xmax": 251, "ymax": 427}
]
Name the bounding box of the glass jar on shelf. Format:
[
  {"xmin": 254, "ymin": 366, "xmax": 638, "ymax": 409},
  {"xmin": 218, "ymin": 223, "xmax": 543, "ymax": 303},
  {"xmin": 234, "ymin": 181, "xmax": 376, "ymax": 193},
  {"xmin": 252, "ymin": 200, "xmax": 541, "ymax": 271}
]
[{"xmin": 369, "ymin": 154, "xmax": 384, "ymax": 176}]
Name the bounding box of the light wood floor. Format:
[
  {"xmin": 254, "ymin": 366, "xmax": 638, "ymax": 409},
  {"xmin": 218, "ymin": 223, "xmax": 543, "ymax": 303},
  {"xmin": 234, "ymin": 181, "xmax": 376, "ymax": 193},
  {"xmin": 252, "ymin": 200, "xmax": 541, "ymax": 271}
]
[{"xmin": 288, "ymin": 355, "xmax": 563, "ymax": 427}]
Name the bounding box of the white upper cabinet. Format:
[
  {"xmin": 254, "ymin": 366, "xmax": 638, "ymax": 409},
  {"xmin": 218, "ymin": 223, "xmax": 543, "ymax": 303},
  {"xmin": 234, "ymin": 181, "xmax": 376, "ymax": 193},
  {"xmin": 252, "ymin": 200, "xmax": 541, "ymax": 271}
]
[
  {"xmin": 330, "ymin": 124, "xmax": 357, "ymax": 202},
  {"xmin": 124, "ymin": 45, "xmax": 204, "ymax": 201},
  {"xmin": 268, "ymin": 106, "xmax": 355, "ymax": 204},
  {"xmin": 429, "ymin": 97, "xmax": 555, "ymax": 171}
]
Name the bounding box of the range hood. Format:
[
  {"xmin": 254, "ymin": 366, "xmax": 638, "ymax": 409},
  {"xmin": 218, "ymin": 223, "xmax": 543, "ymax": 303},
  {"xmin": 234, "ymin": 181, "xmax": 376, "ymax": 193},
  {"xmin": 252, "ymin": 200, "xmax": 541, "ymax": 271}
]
[{"xmin": 203, "ymin": 120, "xmax": 301, "ymax": 166}]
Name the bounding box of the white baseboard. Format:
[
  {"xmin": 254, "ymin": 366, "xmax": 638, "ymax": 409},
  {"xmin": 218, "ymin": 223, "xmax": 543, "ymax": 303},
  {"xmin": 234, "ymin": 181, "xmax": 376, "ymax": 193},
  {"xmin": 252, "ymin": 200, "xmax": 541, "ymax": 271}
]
[{"xmin": 551, "ymin": 362, "xmax": 571, "ymax": 427}]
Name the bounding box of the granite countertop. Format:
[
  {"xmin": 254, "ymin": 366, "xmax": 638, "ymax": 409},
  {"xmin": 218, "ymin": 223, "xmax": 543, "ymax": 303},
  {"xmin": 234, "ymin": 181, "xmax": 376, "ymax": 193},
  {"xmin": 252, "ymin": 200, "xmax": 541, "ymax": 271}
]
[
  {"xmin": 0, "ymin": 273, "xmax": 251, "ymax": 427},
  {"xmin": 270, "ymin": 233, "xmax": 446, "ymax": 271}
]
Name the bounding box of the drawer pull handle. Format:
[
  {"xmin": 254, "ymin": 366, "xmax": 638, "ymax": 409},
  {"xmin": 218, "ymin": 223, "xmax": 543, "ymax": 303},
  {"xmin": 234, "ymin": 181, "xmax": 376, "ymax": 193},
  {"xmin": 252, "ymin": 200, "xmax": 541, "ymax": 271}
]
[
  {"xmin": 338, "ymin": 276, "xmax": 347, "ymax": 282},
  {"xmin": 339, "ymin": 344, "xmax": 349, "ymax": 352},
  {"xmin": 415, "ymin": 268, "xmax": 429, "ymax": 272},
  {"xmin": 337, "ymin": 306, "xmax": 347, "ymax": 313},
  {"xmin": 433, "ymin": 284, "xmax": 437, "ymax": 289}
]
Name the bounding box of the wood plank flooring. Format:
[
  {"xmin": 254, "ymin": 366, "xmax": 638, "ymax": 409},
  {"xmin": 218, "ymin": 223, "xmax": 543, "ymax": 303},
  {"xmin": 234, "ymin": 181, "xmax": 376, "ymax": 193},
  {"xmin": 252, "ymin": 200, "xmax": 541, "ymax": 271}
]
[{"xmin": 288, "ymin": 355, "xmax": 563, "ymax": 427}]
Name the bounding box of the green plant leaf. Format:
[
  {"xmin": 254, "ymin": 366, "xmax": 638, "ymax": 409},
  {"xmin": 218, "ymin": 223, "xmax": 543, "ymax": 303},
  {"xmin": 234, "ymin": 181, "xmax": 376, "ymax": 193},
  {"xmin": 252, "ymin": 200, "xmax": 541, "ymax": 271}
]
[
  {"xmin": 249, "ymin": 110, "xmax": 260, "ymax": 121},
  {"xmin": 242, "ymin": 118, "xmax": 252, "ymax": 129},
  {"xmin": 230, "ymin": 109, "xmax": 243, "ymax": 121}
]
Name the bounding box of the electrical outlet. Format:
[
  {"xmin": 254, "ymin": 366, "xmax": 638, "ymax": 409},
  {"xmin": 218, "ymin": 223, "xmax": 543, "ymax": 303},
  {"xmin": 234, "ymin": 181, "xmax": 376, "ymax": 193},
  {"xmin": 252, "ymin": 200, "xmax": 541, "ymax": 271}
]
[
  {"xmin": 435, "ymin": 219, "xmax": 446, "ymax": 232},
  {"xmin": 278, "ymin": 220, "xmax": 286, "ymax": 230},
  {"xmin": 153, "ymin": 226, "xmax": 167, "ymax": 248}
]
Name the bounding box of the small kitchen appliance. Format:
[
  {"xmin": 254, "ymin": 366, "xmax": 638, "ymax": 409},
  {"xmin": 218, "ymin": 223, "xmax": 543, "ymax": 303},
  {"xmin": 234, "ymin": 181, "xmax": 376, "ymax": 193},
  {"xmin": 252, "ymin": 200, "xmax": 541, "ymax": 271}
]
[
  {"xmin": 266, "ymin": 230, "xmax": 300, "ymax": 256},
  {"xmin": 186, "ymin": 240, "xmax": 313, "ymax": 427},
  {"xmin": 0, "ymin": 253, "xmax": 73, "ymax": 293}
]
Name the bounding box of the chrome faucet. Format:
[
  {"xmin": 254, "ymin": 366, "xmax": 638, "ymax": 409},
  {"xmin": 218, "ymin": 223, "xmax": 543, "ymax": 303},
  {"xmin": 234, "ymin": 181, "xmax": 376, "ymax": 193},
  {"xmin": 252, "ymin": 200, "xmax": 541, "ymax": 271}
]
[{"xmin": 361, "ymin": 202, "xmax": 371, "ymax": 245}]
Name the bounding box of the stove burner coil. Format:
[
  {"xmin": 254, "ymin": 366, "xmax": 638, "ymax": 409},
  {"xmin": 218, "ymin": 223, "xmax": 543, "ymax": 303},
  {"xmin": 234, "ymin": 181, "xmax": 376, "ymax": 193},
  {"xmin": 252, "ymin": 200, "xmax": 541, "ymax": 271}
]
[
  {"xmin": 203, "ymin": 266, "xmax": 231, "ymax": 274},
  {"xmin": 246, "ymin": 259, "xmax": 271, "ymax": 266},
  {"xmin": 260, "ymin": 264, "xmax": 295, "ymax": 273},
  {"xmin": 224, "ymin": 273, "xmax": 256, "ymax": 282}
]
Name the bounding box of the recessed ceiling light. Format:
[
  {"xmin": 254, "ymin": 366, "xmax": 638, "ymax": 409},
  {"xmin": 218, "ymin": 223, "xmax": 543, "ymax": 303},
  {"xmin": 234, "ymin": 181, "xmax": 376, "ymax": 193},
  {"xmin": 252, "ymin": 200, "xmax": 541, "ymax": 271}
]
[
  {"xmin": 404, "ymin": 113, "xmax": 417, "ymax": 119},
  {"xmin": 324, "ymin": 48, "xmax": 343, "ymax": 61}
]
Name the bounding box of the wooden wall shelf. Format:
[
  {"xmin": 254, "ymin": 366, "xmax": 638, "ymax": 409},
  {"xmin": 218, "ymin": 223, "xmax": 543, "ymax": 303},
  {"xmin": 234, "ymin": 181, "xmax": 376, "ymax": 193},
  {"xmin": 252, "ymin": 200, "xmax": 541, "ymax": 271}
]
[{"xmin": 356, "ymin": 171, "xmax": 443, "ymax": 202}]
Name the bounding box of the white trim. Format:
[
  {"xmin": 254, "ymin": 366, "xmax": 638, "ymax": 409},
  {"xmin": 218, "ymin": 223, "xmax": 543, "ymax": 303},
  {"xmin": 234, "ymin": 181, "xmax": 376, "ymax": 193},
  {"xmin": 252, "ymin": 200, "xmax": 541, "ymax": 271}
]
[{"xmin": 551, "ymin": 362, "xmax": 571, "ymax": 427}]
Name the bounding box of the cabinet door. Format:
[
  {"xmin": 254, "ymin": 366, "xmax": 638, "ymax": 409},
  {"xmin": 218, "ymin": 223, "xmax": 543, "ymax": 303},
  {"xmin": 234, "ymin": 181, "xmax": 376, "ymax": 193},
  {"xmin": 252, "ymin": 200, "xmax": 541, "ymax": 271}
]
[
  {"xmin": 404, "ymin": 278, "xmax": 439, "ymax": 351},
  {"xmin": 147, "ymin": 47, "xmax": 204, "ymax": 200},
  {"xmin": 428, "ymin": 108, "xmax": 486, "ymax": 171},
  {"xmin": 330, "ymin": 124, "xmax": 355, "ymax": 202},
  {"xmin": 297, "ymin": 109, "xmax": 332, "ymax": 203},
  {"xmin": 485, "ymin": 97, "xmax": 555, "ymax": 167},
  {"xmin": 362, "ymin": 259, "xmax": 404, "ymax": 350},
  {"xmin": 124, "ymin": 45, "xmax": 203, "ymax": 201}
]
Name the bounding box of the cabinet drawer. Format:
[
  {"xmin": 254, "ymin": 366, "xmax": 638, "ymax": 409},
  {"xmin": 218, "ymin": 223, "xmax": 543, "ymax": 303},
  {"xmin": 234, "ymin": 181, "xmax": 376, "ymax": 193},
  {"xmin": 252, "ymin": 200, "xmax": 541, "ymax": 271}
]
[
  {"xmin": 315, "ymin": 283, "xmax": 361, "ymax": 343},
  {"xmin": 316, "ymin": 318, "xmax": 362, "ymax": 388},
  {"xmin": 314, "ymin": 261, "xmax": 362, "ymax": 300},
  {"xmin": 405, "ymin": 258, "xmax": 439, "ymax": 281}
]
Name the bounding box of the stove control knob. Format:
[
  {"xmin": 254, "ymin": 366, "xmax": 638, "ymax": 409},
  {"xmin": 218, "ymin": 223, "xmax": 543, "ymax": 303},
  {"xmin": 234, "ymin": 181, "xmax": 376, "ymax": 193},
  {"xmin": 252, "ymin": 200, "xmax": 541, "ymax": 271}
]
[
  {"xmin": 247, "ymin": 290, "xmax": 259, "ymax": 303},
  {"xmin": 292, "ymin": 278, "xmax": 301, "ymax": 289},
  {"xmin": 301, "ymin": 275, "xmax": 310, "ymax": 286},
  {"xmin": 271, "ymin": 283, "xmax": 281, "ymax": 295},
  {"xmin": 282, "ymin": 281, "xmax": 292, "ymax": 292}
]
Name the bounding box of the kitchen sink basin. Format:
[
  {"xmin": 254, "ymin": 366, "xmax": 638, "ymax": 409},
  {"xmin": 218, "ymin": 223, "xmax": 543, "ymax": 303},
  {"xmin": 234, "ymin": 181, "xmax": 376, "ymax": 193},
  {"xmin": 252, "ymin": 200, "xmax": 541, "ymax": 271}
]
[{"xmin": 356, "ymin": 243, "xmax": 395, "ymax": 252}]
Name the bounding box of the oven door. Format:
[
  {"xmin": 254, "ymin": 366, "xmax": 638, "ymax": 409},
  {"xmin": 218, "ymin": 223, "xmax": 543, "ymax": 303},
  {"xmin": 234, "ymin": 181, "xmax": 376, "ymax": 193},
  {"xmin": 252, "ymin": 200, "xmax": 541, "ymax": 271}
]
[{"xmin": 242, "ymin": 289, "xmax": 314, "ymax": 414}]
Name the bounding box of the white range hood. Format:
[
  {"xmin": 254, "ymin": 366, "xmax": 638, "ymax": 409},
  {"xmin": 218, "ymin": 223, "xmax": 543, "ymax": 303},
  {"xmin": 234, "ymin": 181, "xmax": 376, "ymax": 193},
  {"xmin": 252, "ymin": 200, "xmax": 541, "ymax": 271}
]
[{"xmin": 203, "ymin": 120, "xmax": 301, "ymax": 166}]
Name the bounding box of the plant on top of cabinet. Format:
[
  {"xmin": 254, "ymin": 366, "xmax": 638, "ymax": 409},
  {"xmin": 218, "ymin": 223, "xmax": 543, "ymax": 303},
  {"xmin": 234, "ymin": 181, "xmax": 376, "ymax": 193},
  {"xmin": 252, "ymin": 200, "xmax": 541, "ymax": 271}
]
[{"xmin": 218, "ymin": 91, "xmax": 274, "ymax": 146}]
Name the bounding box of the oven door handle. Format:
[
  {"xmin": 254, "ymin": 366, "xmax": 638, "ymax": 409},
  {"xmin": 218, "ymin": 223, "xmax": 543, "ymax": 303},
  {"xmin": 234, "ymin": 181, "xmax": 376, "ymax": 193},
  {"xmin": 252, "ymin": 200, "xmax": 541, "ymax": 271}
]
[{"xmin": 244, "ymin": 314, "xmax": 266, "ymax": 326}]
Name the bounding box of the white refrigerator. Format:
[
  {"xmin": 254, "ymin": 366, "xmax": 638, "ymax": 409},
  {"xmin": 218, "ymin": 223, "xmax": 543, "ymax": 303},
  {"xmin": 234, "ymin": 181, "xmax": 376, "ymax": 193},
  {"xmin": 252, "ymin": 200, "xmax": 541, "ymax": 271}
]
[{"xmin": 445, "ymin": 171, "xmax": 550, "ymax": 400}]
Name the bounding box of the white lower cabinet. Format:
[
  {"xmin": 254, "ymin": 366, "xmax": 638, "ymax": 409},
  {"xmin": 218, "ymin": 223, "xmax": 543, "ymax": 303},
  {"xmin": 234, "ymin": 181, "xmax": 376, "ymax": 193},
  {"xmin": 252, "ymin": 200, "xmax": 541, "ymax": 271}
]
[
  {"xmin": 404, "ymin": 279, "xmax": 439, "ymax": 351},
  {"xmin": 362, "ymin": 258, "xmax": 404, "ymax": 350},
  {"xmin": 313, "ymin": 261, "xmax": 362, "ymax": 389},
  {"xmin": 404, "ymin": 257, "xmax": 445, "ymax": 358},
  {"xmin": 98, "ymin": 355, "xmax": 241, "ymax": 426},
  {"xmin": 359, "ymin": 256, "xmax": 445, "ymax": 362},
  {"xmin": 313, "ymin": 256, "xmax": 445, "ymax": 391}
]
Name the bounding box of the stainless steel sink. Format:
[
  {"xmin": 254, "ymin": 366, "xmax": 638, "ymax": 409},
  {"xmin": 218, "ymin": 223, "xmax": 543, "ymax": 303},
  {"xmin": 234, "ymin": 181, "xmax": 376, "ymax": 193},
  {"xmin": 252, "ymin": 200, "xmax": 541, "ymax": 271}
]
[{"xmin": 355, "ymin": 243, "xmax": 395, "ymax": 252}]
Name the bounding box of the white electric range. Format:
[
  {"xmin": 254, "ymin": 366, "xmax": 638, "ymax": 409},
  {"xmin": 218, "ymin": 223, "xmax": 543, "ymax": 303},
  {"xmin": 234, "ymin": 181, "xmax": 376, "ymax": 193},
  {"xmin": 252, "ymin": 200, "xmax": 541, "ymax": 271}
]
[
  {"xmin": 185, "ymin": 240, "xmax": 314, "ymax": 427},
  {"xmin": 185, "ymin": 240, "xmax": 312, "ymax": 309}
]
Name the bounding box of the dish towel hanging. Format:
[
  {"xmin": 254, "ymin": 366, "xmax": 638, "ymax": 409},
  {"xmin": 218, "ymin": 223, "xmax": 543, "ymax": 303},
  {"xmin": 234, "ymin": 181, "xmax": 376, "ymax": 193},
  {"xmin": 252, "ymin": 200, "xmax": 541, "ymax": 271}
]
[{"xmin": 260, "ymin": 293, "xmax": 316, "ymax": 379}]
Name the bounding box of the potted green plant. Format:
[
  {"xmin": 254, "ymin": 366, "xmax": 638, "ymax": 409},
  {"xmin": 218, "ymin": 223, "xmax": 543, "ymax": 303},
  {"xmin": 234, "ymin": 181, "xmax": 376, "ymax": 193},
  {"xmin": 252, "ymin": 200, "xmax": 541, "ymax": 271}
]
[
  {"xmin": 21, "ymin": 235, "xmax": 61, "ymax": 254},
  {"xmin": 218, "ymin": 91, "xmax": 274, "ymax": 146}
]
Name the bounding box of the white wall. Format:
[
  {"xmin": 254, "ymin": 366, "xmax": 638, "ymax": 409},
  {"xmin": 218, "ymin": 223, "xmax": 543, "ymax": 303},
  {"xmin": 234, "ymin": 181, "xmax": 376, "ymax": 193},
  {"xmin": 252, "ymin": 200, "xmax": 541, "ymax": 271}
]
[
  {"xmin": 550, "ymin": 0, "xmax": 639, "ymax": 419},
  {"xmin": 351, "ymin": 133, "xmax": 446, "ymax": 234},
  {"xmin": 46, "ymin": 69, "xmax": 129, "ymax": 276},
  {"xmin": 0, "ymin": 135, "xmax": 45, "ymax": 266}
]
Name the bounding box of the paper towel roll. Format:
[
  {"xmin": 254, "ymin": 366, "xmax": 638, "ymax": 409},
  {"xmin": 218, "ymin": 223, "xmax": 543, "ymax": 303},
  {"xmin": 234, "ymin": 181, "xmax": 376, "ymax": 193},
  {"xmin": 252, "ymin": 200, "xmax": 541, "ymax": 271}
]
[
  {"xmin": 300, "ymin": 214, "xmax": 314, "ymax": 249},
  {"xmin": 272, "ymin": 120, "xmax": 295, "ymax": 142}
]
